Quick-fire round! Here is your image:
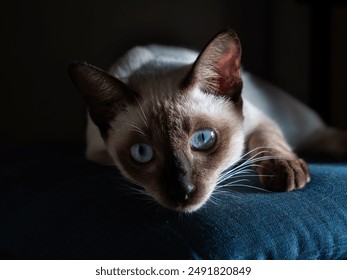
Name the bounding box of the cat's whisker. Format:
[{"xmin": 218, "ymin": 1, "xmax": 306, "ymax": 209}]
[
  {"xmin": 236, "ymin": 184, "xmax": 274, "ymax": 193},
  {"xmin": 220, "ymin": 165, "xmax": 255, "ymax": 175},
  {"xmin": 237, "ymin": 147, "xmax": 277, "ymax": 163},
  {"xmin": 231, "ymin": 147, "xmax": 274, "ymax": 166},
  {"xmin": 139, "ymin": 199, "xmax": 162, "ymax": 215},
  {"xmin": 231, "ymin": 174, "xmax": 275, "ymax": 179},
  {"xmin": 208, "ymin": 196, "xmax": 219, "ymax": 206},
  {"xmin": 217, "ymin": 147, "xmax": 280, "ymax": 185},
  {"xmin": 217, "ymin": 164, "xmax": 257, "ymax": 183},
  {"xmin": 216, "ymin": 178, "xmax": 250, "ymax": 189},
  {"xmin": 216, "ymin": 152, "xmax": 277, "ymax": 193},
  {"xmin": 244, "ymin": 155, "xmax": 280, "ymax": 165},
  {"xmin": 211, "ymin": 189, "xmax": 241, "ymax": 199},
  {"xmin": 99, "ymin": 173, "xmax": 158, "ymax": 202},
  {"xmin": 233, "ymin": 154, "xmax": 278, "ymax": 171},
  {"xmin": 217, "ymin": 169, "xmax": 275, "ymax": 187},
  {"xmin": 217, "ymin": 168, "xmax": 255, "ymax": 183},
  {"xmin": 213, "ymin": 188, "xmax": 238, "ymax": 195},
  {"xmin": 135, "ymin": 97, "xmax": 150, "ymax": 129},
  {"xmin": 216, "ymin": 174, "xmax": 274, "ymax": 188},
  {"xmin": 219, "ymin": 167, "xmax": 275, "ymax": 180},
  {"xmin": 129, "ymin": 123, "xmax": 147, "ymax": 137},
  {"xmin": 238, "ymin": 146, "xmax": 270, "ymax": 160},
  {"xmin": 130, "ymin": 189, "xmax": 153, "ymax": 199},
  {"xmin": 210, "ymin": 190, "xmax": 237, "ymax": 204},
  {"xmin": 220, "ymin": 158, "xmax": 258, "ymax": 178},
  {"xmin": 218, "ymin": 182, "xmax": 273, "ymax": 193}
]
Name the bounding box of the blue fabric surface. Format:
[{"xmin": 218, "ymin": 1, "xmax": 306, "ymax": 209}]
[{"xmin": 0, "ymin": 144, "xmax": 346, "ymax": 259}]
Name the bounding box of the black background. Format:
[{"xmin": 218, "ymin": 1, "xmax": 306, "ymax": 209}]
[{"xmin": 1, "ymin": 0, "xmax": 347, "ymax": 147}]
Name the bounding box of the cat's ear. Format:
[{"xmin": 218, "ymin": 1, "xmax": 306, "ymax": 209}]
[
  {"xmin": 68, "ymin": 62, "xmax": 136, "ymax": 134},
  {"xmin": 183, "ymin": 29, "xmax": 242, "ymax": 101}
]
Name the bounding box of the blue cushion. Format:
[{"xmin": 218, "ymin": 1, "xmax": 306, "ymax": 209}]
[{"xmin": 0, "ymin": 144, "xmax": 347, "ymax": 259}]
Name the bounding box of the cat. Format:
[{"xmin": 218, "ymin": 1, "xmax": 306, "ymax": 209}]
[{"xmin": 68, "ymin": 29, "xmax": 347, "ymax": 213}]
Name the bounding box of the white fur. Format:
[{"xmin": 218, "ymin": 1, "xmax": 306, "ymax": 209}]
[
  {"xmin": 242, "ymin": 71, "xmax": 325, "ymax": 147},
  {"xmin": 187, "ymin": 86, "xmax": 232, "ymax": 118},
  {"xmin": 109, "ymin": 47, "xmax": 154, "ymax": 83}
]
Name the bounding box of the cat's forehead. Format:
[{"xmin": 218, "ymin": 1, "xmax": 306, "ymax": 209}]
[
  {"xmin": 110, "ymin": 86, "xmax": 240, "ymax": 142},
  {"xmin": 150, "ymin": 88, "xmax": 235, "ymax": 131},
  {"xmin": 180, "ymin": 87, "xmax": 234, "ymax": 119}
]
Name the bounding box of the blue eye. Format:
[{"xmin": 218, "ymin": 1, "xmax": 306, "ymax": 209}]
[
  {"xmin": 130, "ymin": 143, "xmax": 154, "ymax": 163},
  {"xmin": 190, "ymin": 129, "xmax": 216, "ymax": 150}
]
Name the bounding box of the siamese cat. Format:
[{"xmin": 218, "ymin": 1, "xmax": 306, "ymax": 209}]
[{"xmin": 69, "ymin": 30, "xmax": 347, "ymax": 212}]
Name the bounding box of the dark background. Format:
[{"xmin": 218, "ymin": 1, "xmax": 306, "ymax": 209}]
[{"xmin": 1, "ymin": 0, "xmax": 347, "ymax": 147}]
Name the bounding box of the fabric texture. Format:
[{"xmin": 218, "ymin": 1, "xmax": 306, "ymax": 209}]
[{"xmin": 0, "ymin": 144, "xmax": 346, "ymax": 259}]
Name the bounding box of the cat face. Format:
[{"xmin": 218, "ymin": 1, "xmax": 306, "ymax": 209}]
[
  {"xmin": 69, "ymin": 30, "xmax": 244, "ymax": 212},
  {"xmin": 105, "ymin": 87, "xmax": 244, "ymax": 212}
]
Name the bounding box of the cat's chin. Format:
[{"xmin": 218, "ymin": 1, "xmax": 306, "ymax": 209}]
[
  {"xmin": 157, "ymin": 196, "xmax": 209, "ymax": 213},
  {"xmin": 150, "ymin": 185, "xmax": 215, "ymax": 213},
  {"xmin": 174, "ymin": 203, "xmax": 205, "ymax": 213}
]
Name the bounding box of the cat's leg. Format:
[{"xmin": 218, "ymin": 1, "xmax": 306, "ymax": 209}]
[{"xmin": 246, "ymin": 120, "xmax": 310, "ymax": 191}]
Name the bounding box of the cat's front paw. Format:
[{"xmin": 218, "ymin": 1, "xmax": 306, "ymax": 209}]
[{"xmin": 257, "ymin": 157, "xmax": 310, "ymax": 192}]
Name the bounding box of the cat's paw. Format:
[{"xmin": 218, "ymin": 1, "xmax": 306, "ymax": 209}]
[{"xmin": 256, "ymin": 157, "xmax": 310, "ymax": 192}]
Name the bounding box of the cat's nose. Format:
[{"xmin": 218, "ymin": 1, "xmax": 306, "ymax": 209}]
[
  {"xmin": 167, "ymin": 183, "xmax": 195, "ymax": 202},
  {"xmin": 182, "ymin": 184, "xmax": 195, "ymax": 200}
]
